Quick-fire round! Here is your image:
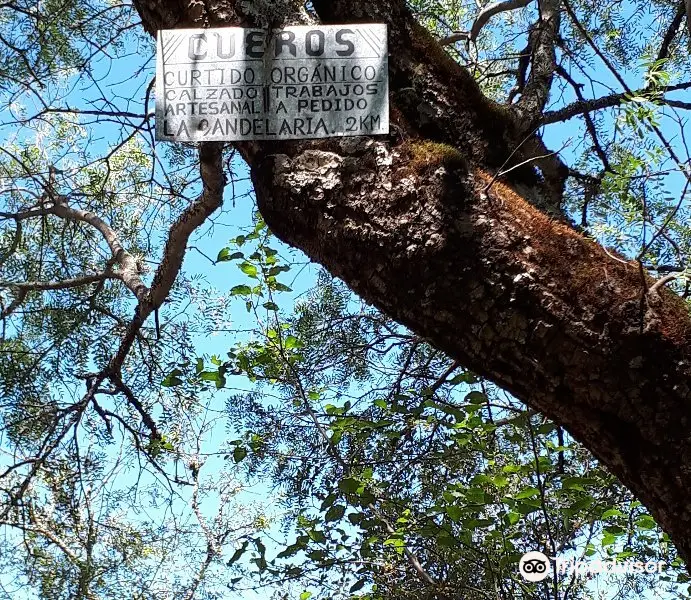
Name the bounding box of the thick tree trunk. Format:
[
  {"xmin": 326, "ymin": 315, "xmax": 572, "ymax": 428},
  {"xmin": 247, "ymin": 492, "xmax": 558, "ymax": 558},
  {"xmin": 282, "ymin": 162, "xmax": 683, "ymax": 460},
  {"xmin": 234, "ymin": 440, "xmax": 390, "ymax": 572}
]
[{"xmin": 135, "ymin": 0, "xmax": 691, "ymax": 565}]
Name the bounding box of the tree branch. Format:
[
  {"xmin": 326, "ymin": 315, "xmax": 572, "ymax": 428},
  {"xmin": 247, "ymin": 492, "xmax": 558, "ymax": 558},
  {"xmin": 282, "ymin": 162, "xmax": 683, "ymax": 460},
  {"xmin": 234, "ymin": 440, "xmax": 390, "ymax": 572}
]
[
  {"xmin": 1, "ymin": 200, "xmax": 148, "ymax": 300},
  {"xmin": 108, "ymin": 142, "xmax": 225, "ymax": 376},
  {"xmin": 513, "ymin": 0, "xmax": 562, "ymax": 121},
  {"xmin": 656, "ymin": 0, "xmax": 686, "ymax": 62},
  {"xmin": 542, "ymin": 81, "xmax": 691, "ymax": 125},
  {"xmin": 555, "ymin": 65, "xmax": 612, "ymax": 171},
  {"xmin": 439, "ymin": 0, "xmax": 533, "ymax": 46},
  {"xmin": 0, "ymin": 273, "xmax": 113, "ymax": 292}
]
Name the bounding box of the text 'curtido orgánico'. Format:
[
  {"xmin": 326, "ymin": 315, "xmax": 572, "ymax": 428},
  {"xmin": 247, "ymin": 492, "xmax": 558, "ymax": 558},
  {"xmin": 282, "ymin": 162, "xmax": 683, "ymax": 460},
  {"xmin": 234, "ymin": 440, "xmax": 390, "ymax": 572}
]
[{"xmin": 155, "ymin": 25, "xmax": 389, "ymax": 142}]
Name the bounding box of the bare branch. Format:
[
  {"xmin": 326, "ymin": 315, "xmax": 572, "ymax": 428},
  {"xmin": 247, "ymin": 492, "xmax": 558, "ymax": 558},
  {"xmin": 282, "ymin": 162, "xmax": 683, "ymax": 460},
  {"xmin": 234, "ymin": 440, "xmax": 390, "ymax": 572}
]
[
  {"xmin": 438, "ymin": 31, "xmax": 469, "ymax": 46},
  {"xmin": 0, "ymin": 517, "xmax": 81, "ymax": 564},
  {"xmin": 439, "ymin": 0, "xmax": 533, "ymax": 45},
  {"xmin": 1, "ymin": 198, "xmax": 148, "ymax": 300},
  {"xmin": 555, "ymin": 66, "xmax": 612, "ymax": 171},
  {"xmin": 542, "ymin": 81, "xmax": 691, "ymax": 125},
  {"xmin": 514, "ymin": 0, "xmax": 562, "ymax": 120},
  {"xmin": 562, "ymin": 0, "xmax": 690, "ymax": 180},
  {"xmin": 184, "ymin": 463, "xmax": 218, "ymax": 600},
  {"xmin": 0, "ymin": 273, "xmax": 113, "ymax": 292},
  {"xmin": 649, "ymin": 273, "xmax": 678, "ymax": 295},
  {"xmin": 110, "ymin": 374, "xmax": 160, "ymax": 438},
  {"xmin": 108, "ymin": 142, "xmax": 225, "ymax": 376},
  {"xmin": 656, "ymin": 1, "xmax": 686, "ymax": 62},
  {"xmin": 50, "ymin": 204, "xmax": 147, "ymax": 299}
]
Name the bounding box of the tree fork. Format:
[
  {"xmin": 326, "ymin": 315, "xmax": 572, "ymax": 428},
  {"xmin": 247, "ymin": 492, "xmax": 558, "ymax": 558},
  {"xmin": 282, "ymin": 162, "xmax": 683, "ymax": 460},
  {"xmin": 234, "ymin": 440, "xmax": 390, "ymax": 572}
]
[{"xmin": 135, "ymin": 0, "xmax": 691, "ymax": 565}]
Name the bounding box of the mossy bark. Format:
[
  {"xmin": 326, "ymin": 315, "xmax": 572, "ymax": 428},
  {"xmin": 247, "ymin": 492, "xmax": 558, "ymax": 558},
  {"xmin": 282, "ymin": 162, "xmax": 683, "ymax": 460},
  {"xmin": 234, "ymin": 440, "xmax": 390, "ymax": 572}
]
[{"xmin": 135, "ymin": 0, "xmax": 691, "ymax": 568}]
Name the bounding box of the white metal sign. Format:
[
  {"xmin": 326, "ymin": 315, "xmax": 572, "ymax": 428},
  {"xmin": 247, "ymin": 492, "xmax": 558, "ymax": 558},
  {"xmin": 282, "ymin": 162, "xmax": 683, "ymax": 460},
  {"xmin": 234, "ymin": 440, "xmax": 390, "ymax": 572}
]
[{"xmin": 155, "ymin": 25, "xmax": 389, "ymax": 142}]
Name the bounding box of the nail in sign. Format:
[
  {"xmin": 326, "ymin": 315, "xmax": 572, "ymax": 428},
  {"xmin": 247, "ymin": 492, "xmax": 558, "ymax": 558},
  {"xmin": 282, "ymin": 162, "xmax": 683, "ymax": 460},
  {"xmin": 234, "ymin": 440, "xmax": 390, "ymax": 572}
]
[{"xmin": 156, "ymin": 24, "xmax": 389, "ymax": 142}]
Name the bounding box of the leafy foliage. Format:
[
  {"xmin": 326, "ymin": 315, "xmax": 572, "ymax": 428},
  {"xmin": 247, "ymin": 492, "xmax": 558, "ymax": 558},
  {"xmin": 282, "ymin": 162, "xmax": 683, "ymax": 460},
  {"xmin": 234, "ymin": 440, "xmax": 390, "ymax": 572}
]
[
  {"xmin": 0, "ymin": 0, "xmax": 688, "ymax": 598},
  {"xmin": 200, "ymin": 229, "xmax": 688, "ymax": 599}
]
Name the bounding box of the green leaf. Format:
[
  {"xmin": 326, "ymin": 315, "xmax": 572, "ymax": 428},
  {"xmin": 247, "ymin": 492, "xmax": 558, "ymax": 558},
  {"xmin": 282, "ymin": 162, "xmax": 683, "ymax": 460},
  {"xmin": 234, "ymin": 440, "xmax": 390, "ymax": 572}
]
[
  {"xmin": 492, "ymin": 474, "xmax": 510, "ymax": 488},
  {"xmin": 262, "ymin": 301, "xmax": 279, "ymax": 311},
  {"xmin": 217, "ymin": 248, "xmax": 244, "ymax": 262},
  {"xmin": 515, "ymin": 501, "xmax": 541, "ymax": 515},
  {"xmin": 300, "ymin": 593, "xmax": 312, "ymax": 600},
  {"xmin": 308, "ymin": 529, "xmax": 326, "ymax": 543},
  {"xmin": 383, "ymin": 537, "xmax": 405, "ymax": 554},
  {"xmin": 320, "ymin": 494, "xmax": 337, "ymax": 510},
  {"xmin": 276, "ymin": 542, "xmax": 303, "ymax": 559},
  {"xmin": 161, "ymin": 369, "xmax": 183, "ymax": 387},
  {"xmin": 348, "ymin": 512, "xmax": 364, "ymax": 525},
  {"xmin": 198, "ymin": 369, "xmax": 226, "ymax": 389},
  {"xmin": 284, "ymin": 335, "xmax": 302, "ymax": 349},
  {"xmin": 465, "ymin": 487, "xmax": 491, "ymax": 503},
  {"xmin": 230, "ymin": 284, "xmax": 253, "ymax": 296},
  {"xmin": 504, "ymin": 511, "xmax": 521, "ymax": 526},
  {"xmin": 254, "ymin": 538, "xmax": 267, "ymax": 571},
  {"xmin": 450, "ymin": 372, "xmax": 478, "ymax": 384},
  {"xmin": 464, "ymin": 391, "xmax": 487, "ymax": 404},
  {"xmin": 536, "ymin": 422, "xmax": 556, "ymax": 435},
  {"xmin": 349, "ymin": 580, "xmax": 366, "ymax": 593},
  {"xmin": 445, "ymin": 505, "xmax": 463, "ymax": 522},
  {"xmin": 514, "ymin": 486, "xmax": 540, "ymax": 499},
  {"xmin": 560, "ymin": 476, "xmax": 597, "ymax": 491},
  {"xmin": 325, "ymin": 505, "xmax": 346, "ymax": 522},
  {"xmin": 227, "ymin": 540, "xmax": 249, "ymax": 566},
  {"xmin": 233, "ymin": 447, "xmax": 248, "ymax": 463},
  {"xmin": 200, "ymin": 371, "xmax": 220, "ymax": 382},
  {"xmin": 470, "ymin": 474, "xmax": 492, "ymax": 485},
  {"xmin": 239, "ymin": 263, "xmax": 258, "ymax": 278},
  {"xmin": 338, "ymin": 478, "xmax": 360, "ymax": 494},
  {"xmin": 636, "ymin": 514, "xmax": 657, "ymax": 530},
  {"xmin": 267, "ymin": 265, "xmax": 291, "ymax": 276},
  {"xmin": 272, "ymin": 282, "xmax": 293, "ymax": 292}
]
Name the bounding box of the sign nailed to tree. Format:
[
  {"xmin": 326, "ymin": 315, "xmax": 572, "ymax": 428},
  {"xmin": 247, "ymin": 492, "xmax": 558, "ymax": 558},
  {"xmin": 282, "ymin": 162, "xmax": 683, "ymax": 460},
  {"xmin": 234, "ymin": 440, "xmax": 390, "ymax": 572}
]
[{"xmin": 155, "ymin": 25, "xmax": 389, "ymax": 142}]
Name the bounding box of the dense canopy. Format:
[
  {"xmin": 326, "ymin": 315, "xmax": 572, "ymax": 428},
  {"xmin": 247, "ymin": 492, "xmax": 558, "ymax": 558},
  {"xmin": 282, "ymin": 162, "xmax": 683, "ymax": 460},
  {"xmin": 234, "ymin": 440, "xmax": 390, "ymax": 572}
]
[{"xmin": 0, "ymin": 0, "xmax": 690, "ymax": 599}]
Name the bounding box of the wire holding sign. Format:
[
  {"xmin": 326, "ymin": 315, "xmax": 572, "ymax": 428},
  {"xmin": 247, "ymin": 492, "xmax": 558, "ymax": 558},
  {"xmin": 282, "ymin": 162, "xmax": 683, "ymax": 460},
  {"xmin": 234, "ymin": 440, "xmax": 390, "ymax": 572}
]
[{"xmin": 155, "ymin": 25, "xmax": 389, "ymax": 142}]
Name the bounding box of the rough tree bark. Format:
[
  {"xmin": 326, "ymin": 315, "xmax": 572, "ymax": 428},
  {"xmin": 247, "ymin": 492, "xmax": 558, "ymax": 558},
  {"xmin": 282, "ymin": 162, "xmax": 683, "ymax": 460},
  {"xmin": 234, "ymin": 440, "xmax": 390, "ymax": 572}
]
[{"xmin": 134, "ymin": 0, "xmax": 691, "ymax": 565}]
